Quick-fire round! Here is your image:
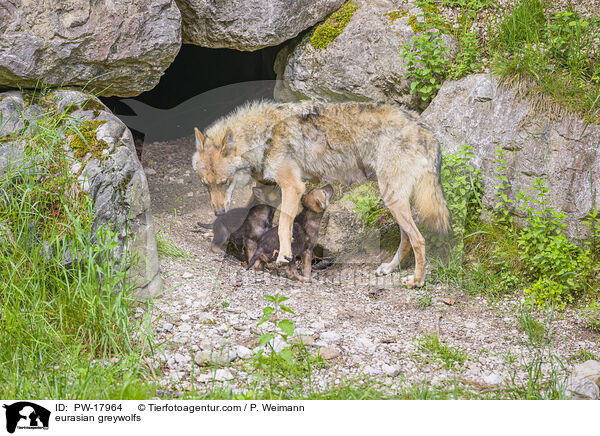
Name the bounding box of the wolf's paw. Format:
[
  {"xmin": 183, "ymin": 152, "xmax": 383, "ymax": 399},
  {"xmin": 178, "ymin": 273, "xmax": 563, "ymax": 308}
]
[
  {"xmin": 275, "ymin": 253, "xmax": 292, "ymax": 266},
  {"xmin": 210, "ymin": 243, "xmax": 224, "ymax": 254},
  {"xmin": 375, "ymin": 262, "xmax": 395, "ymax": 276},
  {"xmin": 401, "ymin": 275, "xmax": 424, "ymax": 288}
]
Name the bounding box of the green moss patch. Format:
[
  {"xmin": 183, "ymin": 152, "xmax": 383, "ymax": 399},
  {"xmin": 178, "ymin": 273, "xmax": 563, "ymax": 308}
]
[
  {"xmin": 384, "ymin": 9, "xmax": 408, "ymax": 25},
  {"xmin": 310, "ymin": 1, "xmax": 358, "ymax": 50},
  {"xmin": 68, "ymin": 120, "xmax": 109, "ymax": 161}
]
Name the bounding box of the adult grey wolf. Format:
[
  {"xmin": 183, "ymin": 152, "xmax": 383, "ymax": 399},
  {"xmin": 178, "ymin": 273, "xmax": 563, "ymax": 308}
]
[
  {"xmin": 246, "ymin": 184, "xmax": 333, "ymax": 281},
  {"xmin": 192, "ymin": 101, "xmax": 450, "ymax": 287}
]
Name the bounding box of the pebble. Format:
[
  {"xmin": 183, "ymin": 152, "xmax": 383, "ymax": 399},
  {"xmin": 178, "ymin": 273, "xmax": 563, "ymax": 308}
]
[
  {"xmin": 182, "ymin": 272, "xmax": 194, "ymax": 279},
  {"xmin": 194, "ymin": 349, "xmax": 237, "ymax": 367},
  {"xmin": 483, "ymin": 373, "xmax": 504, "ymax": 386},
  {"xmin": 320, "ymin": 347, "xmax": 341, "ymax": 360},
  {"xmin": 290, "ymin": 335, "xmax": 316, "ymax": 346},
  {"xmin": 214, "ymin": 369, "xmax": 235, "ymax": 381},
  {"xmin": 162, "ymin": 322, "xmax": 174, "ymax": 332},
  {"xmin": 382, "ymin": 364, "xmax": 401, "ymax": 377},
  {"xmin": 320, "ymin": 331, "xmax": 342, "ymax": 342},
  {"xmin": 174, "ymin": 353, "xmax": 189, "ymax": 364},
  {"xmin": 236, "ymin": 346, "xmax": 253, "ymax": 359},
  {"xmin": 144, "ymin": 168, "xmax": 156, "ymax": 175},
  {"xmin": 178, "ymin": 323, "xmax": 192, "ymax": 332}
]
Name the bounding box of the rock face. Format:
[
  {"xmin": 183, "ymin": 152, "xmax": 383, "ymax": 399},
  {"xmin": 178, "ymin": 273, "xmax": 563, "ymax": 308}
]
[
  {"xmin": 175, "ymin": 0, "xmax": 345, "ymax": 50},
  {"xmin": 565, "ymin": 375, "xmax": 600, "ymax": 400},
  {"xmin": 0, "ymin": 1, "xmax": 181, "ymax": 97},
  {"xmin": 274, "ymin": 0, "xmax": 454, "ymax": 110},
  {"xmin": 422, "ymin": 73, "xmax": 600, "ymax": 238},
  {"xmin": 0, "ymin": 90, "xmax": 162, "ymax": 298},
  {"xmin": 572, "ymin": 360, "xmax": 600, "ymax": 387}
]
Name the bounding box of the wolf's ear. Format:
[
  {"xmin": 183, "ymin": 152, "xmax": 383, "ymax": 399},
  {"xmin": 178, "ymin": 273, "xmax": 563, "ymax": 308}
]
[
  {"xmin": 194, "ymin": 128, "xmax": 205, "ymax": 151},
  {"xmin": 221, "ymin": 129, "xmax": 234, "ymax": 156}
]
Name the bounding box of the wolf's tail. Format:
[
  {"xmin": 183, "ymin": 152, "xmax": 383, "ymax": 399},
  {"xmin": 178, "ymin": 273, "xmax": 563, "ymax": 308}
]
[
  {"xmin": 195, "ymin": 221, "xmax": 214, "ymax": 229},
  {"xmin": 412, "ymin": 148, "xmax": 451, "ymax": 234}
]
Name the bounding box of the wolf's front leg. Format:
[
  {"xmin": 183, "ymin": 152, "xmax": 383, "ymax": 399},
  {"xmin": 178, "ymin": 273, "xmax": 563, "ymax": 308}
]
[{"xmin": 274, "ymin": 165, "xmax": 305, "ymax": 265}]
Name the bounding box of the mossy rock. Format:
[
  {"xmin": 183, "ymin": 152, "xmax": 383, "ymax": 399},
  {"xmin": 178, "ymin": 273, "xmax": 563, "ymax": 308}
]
[
  {"xmin": 310, "ymin": 1, "xmax": 358, "ymax": 50},
  {"xmin": 383, "ymin": 10, "xmax": 408, "ymax": 25},
  {"xmin": 67, "ymin": 120, "xmax": 109, "ymax": 161}
]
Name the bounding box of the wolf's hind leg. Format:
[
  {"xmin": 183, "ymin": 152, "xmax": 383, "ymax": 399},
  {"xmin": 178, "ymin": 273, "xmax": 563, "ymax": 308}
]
[
  {"xmin": 375, "ymin": 229, "xmax": 411, "ymax": 275},
  {"xmin": 376, "ymin": 195, "xmax": 426, "ymax": 288}
]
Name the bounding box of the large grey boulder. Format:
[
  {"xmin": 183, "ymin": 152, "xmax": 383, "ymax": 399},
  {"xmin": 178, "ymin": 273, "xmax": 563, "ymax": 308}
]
[
  {"xmin": 0, "ymin": 1, "xmax": 181, "ymax": 97},
  {"xmin": 274, "ymin": 0, "xmax": 454, "ymax": 110},
  {"xmin": 422, "ymin": 73, "xmax": 600, "ymax": 238},
  {"xmin": 175, "ymin": 0, "xmax": 345, "ymax": 50},
  {"xmin": 0, "ymin": 90, "xmax": 162, "ymax": 299}
]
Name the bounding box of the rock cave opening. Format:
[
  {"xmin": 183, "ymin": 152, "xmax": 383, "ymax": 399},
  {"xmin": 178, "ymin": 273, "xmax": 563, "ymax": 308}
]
[{"xmin": 101, "ymin": 43, "xmax": 284, "ymax": 149}]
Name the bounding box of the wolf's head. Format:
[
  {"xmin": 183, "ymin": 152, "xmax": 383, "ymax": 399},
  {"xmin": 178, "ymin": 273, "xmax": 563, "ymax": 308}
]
[
  {"xmin": 192, "ymin": 127, "xmax": 249, "ymax": 215},
  {"xmin": 302, "ymin": 184, "xmax": 334, "ymax": 213}
]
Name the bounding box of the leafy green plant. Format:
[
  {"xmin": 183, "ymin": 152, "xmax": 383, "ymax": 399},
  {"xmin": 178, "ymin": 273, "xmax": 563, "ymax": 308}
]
[
  {"xmin": 516, "ymin": 178, "xmax": 592, "ymax": 309},
  {"xmin": 450, "ymin": 31, "xmax": 481, "ymax": 79},
  {"xmin": 580, "ymin": 300, "xmax": 600, "ymax": 333},
  {"xmin": 256, "ymin": 293, "xmax": 296, "ymax": 369},
  {"xmin": 342, "ymin": 183, "xmax": 392, "ymax": 229},
  {"xmin": 401, "ymin": 30, "xmax": 449, "ymax": 102}
]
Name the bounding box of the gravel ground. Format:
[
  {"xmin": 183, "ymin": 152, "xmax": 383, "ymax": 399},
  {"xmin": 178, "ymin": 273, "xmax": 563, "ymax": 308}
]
[{"xmin": 138, "ymin": 135, "xmax": 599, "ymax": 398}]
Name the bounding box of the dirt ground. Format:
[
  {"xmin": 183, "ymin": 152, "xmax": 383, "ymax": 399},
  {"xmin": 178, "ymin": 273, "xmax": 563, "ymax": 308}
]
[{"xmin": 139, "ymin": 135, "xmax": 599, "ymax": 397}]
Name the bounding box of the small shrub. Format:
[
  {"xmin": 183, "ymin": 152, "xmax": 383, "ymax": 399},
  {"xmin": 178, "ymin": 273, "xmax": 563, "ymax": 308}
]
[{"xmin": 401, "ymin": 31, "xmax": 449, "ymax": 102}]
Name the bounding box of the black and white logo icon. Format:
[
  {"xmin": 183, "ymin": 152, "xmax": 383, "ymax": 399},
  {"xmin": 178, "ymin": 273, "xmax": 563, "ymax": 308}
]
[{"xmin": 3, "ymin": 402, "xmax": 50, "ymax": 434}]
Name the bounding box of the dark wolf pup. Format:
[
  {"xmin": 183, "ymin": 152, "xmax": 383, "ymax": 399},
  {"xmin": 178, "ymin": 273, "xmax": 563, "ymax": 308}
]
[
  {"xmin": 246, "ymin": 185, "xmax": 333, "ymax": 281},
  {"xmin": 194, "ymin": 183, "xmax": 281, "ymax": 262},
  {"xmin": 192, "ymin": 101, "xmax": 450, "ymax": 288}
]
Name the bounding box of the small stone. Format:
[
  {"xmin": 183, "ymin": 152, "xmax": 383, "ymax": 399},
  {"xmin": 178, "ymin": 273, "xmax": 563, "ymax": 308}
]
[
  {"xmin": 565, "ymin": 375, "xmax": 600, "ymax": 400},
  {"xmin": 194, "ymin": 349, "xmax": 237, "ymax": 367},
  {"xmin": 483, "ymin": 373, "xmax": 504, "ymax": 386},
  {"xmin": 572, "ymin": 360, "xmax": 600, "ymax": 387},
  {"xmin": 144, "ymin": 168, "xmax": 156, "ymax": 175},
  {"xmin": 182, "ymin": 272, "xmax": 193, "ymax": 279},
  {"xmin": 312, "ymin": 321, "xmax": 326, "ymax": 330},
  {"xmin": 174, "ymin": 353, "xmax": 189, "ymax": 364},
  {"xmin": 237, "ymin": 346, "xmax": 253, "ymax": 359},
  {"xmin": 290, "ymin": 335, "xmax": 315, "ymax": 346},
  {"xmin": 186, "ymin": 191, "xmax": 194, "ymax": 197},
  {"xmin": 180, "ymin": 314, "xmax": 191, "ymax": 322},
  {"xmin": 162, "ymin": 322, "xmax": 174, "ymax": 332},
  {"xmin": 382, "ymin": 364, "xmax": 401, "ymax": 377},
  {"xmin": 320, "ymin": 331, "xmax": 341, "ymax": 342},
  {"xmin": 178, "ymin": 323, "xmax": 191, "ymax": 332},
  {"xmin": 319, "ymin": 347, "xmax": 341, "ymax": 360},
  {"xmin": 214, "ymin": 368, "xmax": 234, "ymax": 381}
]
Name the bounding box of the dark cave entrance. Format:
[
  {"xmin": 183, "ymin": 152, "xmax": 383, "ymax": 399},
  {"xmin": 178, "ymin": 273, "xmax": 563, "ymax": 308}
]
[{"xmin": 101, "ymin": 43, "xmax": 284, "ymax": 146}]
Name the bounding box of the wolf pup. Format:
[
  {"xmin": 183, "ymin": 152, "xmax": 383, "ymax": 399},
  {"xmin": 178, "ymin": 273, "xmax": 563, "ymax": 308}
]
[
  {"xmin": 192, "ymin": 101, "xmax": 450, "ymax": 288},
  {"xmin": 194, "ymin": 184, "xmax": 281, "ymax": 262},
  {"xmin": 246, "ymin": 185, "xmax": 333, "ymax": 281}
]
